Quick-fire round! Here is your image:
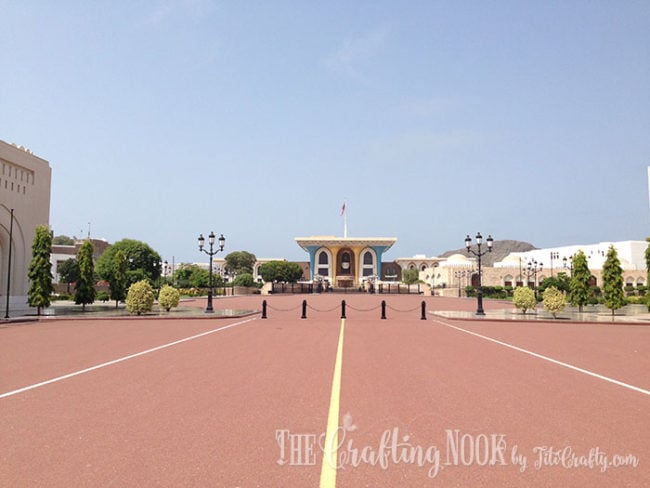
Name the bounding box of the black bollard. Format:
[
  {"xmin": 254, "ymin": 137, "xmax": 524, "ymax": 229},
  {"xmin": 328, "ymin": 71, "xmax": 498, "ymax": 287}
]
[
  {"xmin": 421, "ymin": 300, "xmax": 427, "ymax": 320},
  {"xmin": 301, "ymin": 299, "xmax": 307, "ymax": 319},
  {"xmin": 341, "ymin": 300, "xmax": 346, "ymax": 319},
  {"xmin": 262, "ymin": 300, "xmax": 267, "ymax": 319},
  {"xmin": 381, "ymin": 300, "xmax": 387, "ymax": 320}
]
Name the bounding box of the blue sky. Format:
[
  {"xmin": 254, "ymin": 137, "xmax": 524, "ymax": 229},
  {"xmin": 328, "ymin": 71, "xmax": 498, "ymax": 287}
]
[{"xmin": 2, "ymin": 1, "xmax": 649, "ymax": 263}]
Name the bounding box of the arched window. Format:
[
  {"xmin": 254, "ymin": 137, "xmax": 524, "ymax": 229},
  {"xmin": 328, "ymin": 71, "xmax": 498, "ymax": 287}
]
[
  {"xmin": 362, "ymin": 250, "xmax": 374, "ymax": 277},
  {"xmin": 317, "ymin": 250, "xmax": 330, "ymax": 278}
]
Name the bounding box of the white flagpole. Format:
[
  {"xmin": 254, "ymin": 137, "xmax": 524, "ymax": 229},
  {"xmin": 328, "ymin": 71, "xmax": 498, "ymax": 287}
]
[{"xmin": 341, "ymin": 201, "xmax": 348, "ymax": 238}]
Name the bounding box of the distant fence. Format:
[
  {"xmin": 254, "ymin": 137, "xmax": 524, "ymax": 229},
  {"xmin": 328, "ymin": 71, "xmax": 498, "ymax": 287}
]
[
  {"xmin": 270, "ymin": 282, "xmax": 423, "ymax": 295},
  {"xmin": 271, "ymin": 283, "xmax": 314, "ymax": 294},
  {"xmin": 377, "ymin": 284, "xmax": 422, "ymax": 295}
]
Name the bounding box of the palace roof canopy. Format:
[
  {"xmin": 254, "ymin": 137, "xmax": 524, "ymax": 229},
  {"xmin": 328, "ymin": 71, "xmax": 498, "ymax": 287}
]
[{"xmin": 295, "ymin": 236, "xmax": 397, "ymax": 251}]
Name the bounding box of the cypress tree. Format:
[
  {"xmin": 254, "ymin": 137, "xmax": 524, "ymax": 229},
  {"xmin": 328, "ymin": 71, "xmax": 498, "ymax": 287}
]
[
  {"xmin": 568, "ymin": 250, "xmax": 590, "ymax": 312},
  {"xmin": 75, "ymin": 240, "xmax": 96, "ymax": 311},
  {"xmin": 110, "ymin": 250, "xmax": 128, "ymax": 309},
  {"xmin": 27, "ymin": 224, "xmax": 54, "ymax": 315},
  {"xmin": 602, "ymin": 245, "xmax": 626, "ymax": 319}
]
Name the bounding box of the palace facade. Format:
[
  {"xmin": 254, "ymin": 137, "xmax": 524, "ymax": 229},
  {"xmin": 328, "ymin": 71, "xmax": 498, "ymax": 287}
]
[
  {"xmin": 295, "ymin": 235, "xmax": 398, "ymax": 287},
  {"xmin": 0, "ymin": 140, "xmax": 52, "ymax": 311}
]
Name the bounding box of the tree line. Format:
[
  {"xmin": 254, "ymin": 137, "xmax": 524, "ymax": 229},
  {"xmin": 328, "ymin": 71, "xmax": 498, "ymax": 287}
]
[
  {"xmin": 511, "ymin": 246, "xmax": 635, "ymax": 318},
  {"xmin": 27, "ymin": 228, "xmax": 305, "ymax": 315}
]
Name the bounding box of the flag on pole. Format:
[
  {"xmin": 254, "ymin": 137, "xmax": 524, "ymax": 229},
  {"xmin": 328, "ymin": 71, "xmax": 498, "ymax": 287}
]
[{"xmin": 340, "ymin": 202, "xmax": 346, "ymax": 216}]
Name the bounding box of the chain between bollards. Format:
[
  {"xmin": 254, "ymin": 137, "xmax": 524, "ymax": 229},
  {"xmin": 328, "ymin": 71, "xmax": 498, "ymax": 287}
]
[{"xmin": 261, "ymin": 298, "xmax": 426, "ymax": 320}]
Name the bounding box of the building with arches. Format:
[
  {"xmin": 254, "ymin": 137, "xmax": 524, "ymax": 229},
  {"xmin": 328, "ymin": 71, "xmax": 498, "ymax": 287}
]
[
  {"xmin": 295, "ymin": 236, "xmax": 397, "ymax": 288},
  {"xmin": 0, "ymin": 141, "xmax": 52, "ymax": 312}
]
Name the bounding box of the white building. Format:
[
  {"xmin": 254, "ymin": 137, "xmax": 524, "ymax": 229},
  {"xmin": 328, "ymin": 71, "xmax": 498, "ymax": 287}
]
[{"xmin": 494, "ymin": 241, "xmax": 648, "ymax": 272}]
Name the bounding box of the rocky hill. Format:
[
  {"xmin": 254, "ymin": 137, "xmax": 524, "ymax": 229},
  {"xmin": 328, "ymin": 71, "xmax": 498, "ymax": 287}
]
[{"xmin": 440, "ymin": 240, "xmax": 536, "ymax": 267}]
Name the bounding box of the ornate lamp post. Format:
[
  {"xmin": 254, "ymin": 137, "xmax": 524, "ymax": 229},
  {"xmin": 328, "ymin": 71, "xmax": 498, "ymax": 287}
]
[
  {"xmin": 550, "ymin": 251, "xmax": 559, "ymax": 277},
  {"xmin": 454, "ymin": 269, "xmax": 473, "ymax": 298},
  {"xmin": 562, "ymin": 255, "xmax": 573, "ymax": 277},
  {"xmin": 465, "ymin": 232, "xmax": 494, "ymax": 315},
  {"xmin": 527, "ymin": 259, "xmax": 543, "ymax": 299},
  {"xmin": 198, "ymin": 232, "xmax": 225, "ymax": 313}
]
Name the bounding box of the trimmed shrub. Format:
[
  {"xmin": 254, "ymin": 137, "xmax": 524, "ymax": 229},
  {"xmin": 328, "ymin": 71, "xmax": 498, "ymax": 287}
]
[
  {"xmin": 126, "ymin": 280, "xmax": 154, "ymax": 315},
  {"xmin": 159, "ymin": 285, "xmax": 180, "ymax": 312},
  {"xmin": 543, "ymin": 286, "xmax": 566, "ymax": 318},
  {"xmin": 513, "ymin": 287, "xmax": 536, "ymax": 314}
]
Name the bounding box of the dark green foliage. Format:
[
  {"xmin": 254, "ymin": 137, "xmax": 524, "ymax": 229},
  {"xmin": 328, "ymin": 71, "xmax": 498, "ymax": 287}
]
[
  {"xmin": 75, "ymin": 240, "xmax": 96, "ymax": 310},
  {"xmin": 233, "ymin": 273, "xmax": 256, "ymax": 287},
  {"xmin": 463, "ymin": 286, "xmax": 510, "ymax": 299},
  {"xmin": 602, "ymin": 245, "xmax": 626, "ymax": 317},
  {"xmin": 224, "ymin": 251, "xmax": 257, "ymax": 276},
  {"xmin": 568, "ymin": 250, "xmax": 591, "ymax": 312},
  {"xmin": 27, "ymin": 224, "xmax": 54, "ymax": 315},
  {"xmin": 95, "ymin": 238, "xmax": 162, "ymax": 287},
  {"xmin": 402, "ymin": 268, "xmax": 420, "ymax": 284},
  {"xmin": 258, "ymin": 261, "xmax": 304, "ymax": 283},
  {"xmin": 52, "ymin": 235, "xmax": 74, "ymax": 245},
  {"xmin": 97, "ymin": 291, "xmax": 110, "ymax": 302},
  {"xmin": 174, "ymin": 264, "xmax": 223, "ymax": 288},
  {"xmin": 110, "ymin": 250, "xmax": 128, "ymax": 308},
  {"xmin": 539, "ymin": 272, "xmax": 570, "ymax": 294},
  {"xmin": 57, "ymin": 258, "xmax": 79, "ymax": 293}
]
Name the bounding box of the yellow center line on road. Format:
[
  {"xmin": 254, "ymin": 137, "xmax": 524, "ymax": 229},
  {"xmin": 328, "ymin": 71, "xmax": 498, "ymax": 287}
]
[{"xmin": 320, "ymin": 318, "xmax": 345, "ymax": 488}]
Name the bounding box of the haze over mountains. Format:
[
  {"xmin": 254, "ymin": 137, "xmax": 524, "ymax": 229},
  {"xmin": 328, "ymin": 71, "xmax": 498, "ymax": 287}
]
[{"xmin": 440, "ymin": 240, "xmax": 537, "ymax": 267}]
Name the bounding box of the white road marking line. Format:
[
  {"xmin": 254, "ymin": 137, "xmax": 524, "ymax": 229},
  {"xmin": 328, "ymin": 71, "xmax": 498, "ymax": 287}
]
[
  {"xmin": 0, "ymin": 317, "xmax": 257, "ymax": 399},
  {"xmin": 432, "ymin": 318, "xmax": 650, "ymax": 396}
]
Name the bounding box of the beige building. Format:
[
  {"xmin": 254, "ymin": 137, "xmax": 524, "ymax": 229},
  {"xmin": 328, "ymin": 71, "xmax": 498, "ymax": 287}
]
[
  {"xmin": 400, "ymin": 242, "xmax": 649, "ymax": 297},
  {"xmin": 0, "ymin": 140, "xmax": 52, "ymax": 313}
]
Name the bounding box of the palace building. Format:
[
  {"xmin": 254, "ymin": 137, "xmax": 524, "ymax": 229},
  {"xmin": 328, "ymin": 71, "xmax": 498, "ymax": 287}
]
[
  {"xmin": 295, "ymin": 235, "xmax": 397, "ymax": 287},
  {"xmin": 0, "ymin": 140, "xmax": 52, "ymax": 312}
]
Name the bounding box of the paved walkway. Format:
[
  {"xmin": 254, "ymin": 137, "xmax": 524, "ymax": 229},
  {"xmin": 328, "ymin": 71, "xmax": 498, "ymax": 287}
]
[
  {"xmin": 4, "ymin": 297, "xmax": 650, "ymax": 325},
  {"xmin": 0, "ymin": 299, "xmax": 258, "ymax": 323},
  {"xmin": 436, "ymin": 304, "xmax": 650, "ymax": 324}
]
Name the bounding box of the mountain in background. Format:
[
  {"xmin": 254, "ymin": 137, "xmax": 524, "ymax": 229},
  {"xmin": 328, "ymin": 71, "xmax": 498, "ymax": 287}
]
[{"xmin": 439, "ymin": 240, "xmax": 537, "ymax": 267}]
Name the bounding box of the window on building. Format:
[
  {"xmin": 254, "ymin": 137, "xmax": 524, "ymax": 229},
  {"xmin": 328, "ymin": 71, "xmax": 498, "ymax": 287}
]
[
  {"xmin": 317, "ymin": 251, "xmax": 329, "ymax": 277},
  {"xmin": 362, "ymin": 251, "xmax": 374, "ymax": 277}
]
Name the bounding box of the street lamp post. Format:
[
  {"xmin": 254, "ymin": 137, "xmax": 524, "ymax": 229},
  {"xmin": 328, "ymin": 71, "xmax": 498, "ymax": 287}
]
[
  {"xmin": 198, "ymin": 232, "xmax": 226, "ymax": 313},
  {"xmin": 4, "ymin": 208, "xmax": 14, "ymax": 319},
  {"xmin": 563, "ymin": 255, "xmax": 573, "ymax": 277},
  {"xmin": 527, "ymin": 259, "xmax": 543, "ymax": 299},
  {"xmin": 454, "ymin": 269, "xmax": 472, "ymax": 298},
  {"xmin": 550, "ymin": 252, "xmax": 559, "ymax": 277},
  {"xmin": 465, "ymin": 232, "xmax": 494, "ymax": 315}
]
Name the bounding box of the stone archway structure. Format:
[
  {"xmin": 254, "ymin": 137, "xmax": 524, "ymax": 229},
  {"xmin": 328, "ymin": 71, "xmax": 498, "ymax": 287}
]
[{"xmin": 0, "ymin": 141, "xmax": 51, "ymax": 313}]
